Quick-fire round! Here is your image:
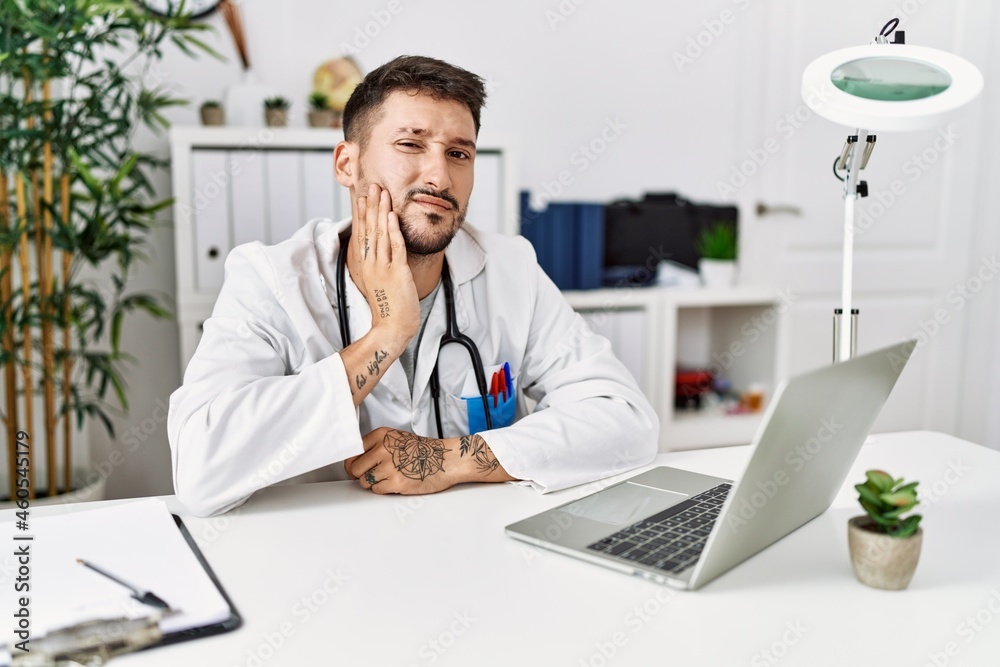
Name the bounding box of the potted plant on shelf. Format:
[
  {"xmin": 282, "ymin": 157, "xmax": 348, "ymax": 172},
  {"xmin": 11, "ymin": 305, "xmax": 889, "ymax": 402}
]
[
  {"xmin": 200, "ymin": 100, "xmax": 225, "ymax": 126},
  {"xmin": 695, "ymin": 222, "xmax": 738, "ymax": 287},
  {"xmin": 0, "ymin": 0, "xmax": 213, "ymax": 504},
  {"xmin": 848, "ymin": 470, "xmax": 923, "ymax": 590},
  {"xmin": 307, "ymin": 92, "xmax": 335, "ymax": 128},
  {"xmin": 264, "ymin": 96, "xmax": 290, "ymax": 128}
]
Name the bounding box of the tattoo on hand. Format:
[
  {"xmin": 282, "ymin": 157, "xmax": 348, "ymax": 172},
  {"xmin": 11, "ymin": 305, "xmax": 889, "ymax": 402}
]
[
  {"xmin": 383, "ymin": 430, "xmax": 450, "ymax": 481},
  {"xmin": 459, "ymin": 435, "xmax": 500, "ymax": 475},
  {"xmin": 375, "ymin": 288, "xmax": 389, "ymax": 318},
  {"xmin": 364, "ymin": 236, "xmax": 370, "ymax": 259}
]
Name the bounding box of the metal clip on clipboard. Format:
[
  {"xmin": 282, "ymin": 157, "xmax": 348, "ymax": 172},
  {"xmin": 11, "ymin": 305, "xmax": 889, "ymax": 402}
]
[{"xmin": 3, "ymin": 612, "xmax": 172, "ymax": 667}]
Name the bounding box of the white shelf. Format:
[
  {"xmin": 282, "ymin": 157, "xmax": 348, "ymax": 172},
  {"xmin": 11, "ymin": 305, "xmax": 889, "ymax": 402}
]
[{"xmin": 564, "ymin": 284, "xmax": 786, "ymax": 452}]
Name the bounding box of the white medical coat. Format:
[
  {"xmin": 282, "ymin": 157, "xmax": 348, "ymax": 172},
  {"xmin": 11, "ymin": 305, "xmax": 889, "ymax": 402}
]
[{"xmin": 168, "ymin": 218, "xmax": 658, "ymax": 516}]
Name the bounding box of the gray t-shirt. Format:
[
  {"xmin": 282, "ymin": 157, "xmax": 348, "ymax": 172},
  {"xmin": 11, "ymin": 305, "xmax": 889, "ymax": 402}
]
[{"xmin": 399, "ymin": 280, "xmax": 442, "ymax": 396}]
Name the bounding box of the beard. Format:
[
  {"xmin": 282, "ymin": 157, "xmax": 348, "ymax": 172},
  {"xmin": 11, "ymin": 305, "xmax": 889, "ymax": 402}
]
[
  {"xmin": 396, "ymin": 187, "xmax": 467, "ymax": 256},
  {"xmin": 355, "ymin": 165, "xmax": 467, "ymax": 257}
]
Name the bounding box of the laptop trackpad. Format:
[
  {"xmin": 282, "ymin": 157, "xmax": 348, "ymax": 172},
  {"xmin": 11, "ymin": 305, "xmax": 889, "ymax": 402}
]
[{"xmin": 561, "ymin": 483, "xmax": 688, "ymax": 526}]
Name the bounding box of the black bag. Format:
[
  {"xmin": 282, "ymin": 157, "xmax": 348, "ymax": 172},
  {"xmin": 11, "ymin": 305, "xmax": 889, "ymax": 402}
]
[{"xmin": 603, "ymin": 193, "xmax": 738, "ymax": 286}]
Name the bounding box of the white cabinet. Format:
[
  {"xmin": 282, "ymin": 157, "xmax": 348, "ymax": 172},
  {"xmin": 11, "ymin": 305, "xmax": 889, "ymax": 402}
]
[
  {"xmin": 170, "ymin": 126, "xmax": 516, "ymax": 371},
  {"xmin": 564, "ymin": 286, "xmax": 787, "ymax": 451}
]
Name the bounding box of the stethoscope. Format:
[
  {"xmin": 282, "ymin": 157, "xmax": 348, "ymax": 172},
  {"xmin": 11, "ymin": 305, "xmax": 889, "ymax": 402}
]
[{"xmin": 336, "ymin": 232, "xmax": 493, "ymax": 437}]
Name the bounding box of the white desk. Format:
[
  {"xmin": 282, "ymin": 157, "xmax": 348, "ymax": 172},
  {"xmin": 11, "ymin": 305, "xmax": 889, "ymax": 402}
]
[{"xmin": 9, "ymin": 431, "xmax": 1000, "ymax": 666}]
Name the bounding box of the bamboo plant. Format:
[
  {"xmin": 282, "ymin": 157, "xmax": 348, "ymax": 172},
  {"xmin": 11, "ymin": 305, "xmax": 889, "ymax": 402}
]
[{"xmin": 0, "ymin": 0, "xmax": 215, "ymax": 500}]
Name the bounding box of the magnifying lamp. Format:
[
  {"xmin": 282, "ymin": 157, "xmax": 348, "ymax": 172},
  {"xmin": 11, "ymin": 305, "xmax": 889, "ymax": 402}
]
[{"xmin": 801, "ymin": 18, "xmax": 983, "ymax": 362}]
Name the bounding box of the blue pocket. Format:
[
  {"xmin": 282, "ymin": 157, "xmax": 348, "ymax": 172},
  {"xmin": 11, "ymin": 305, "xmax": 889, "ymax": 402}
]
[{"xmin": 464, "ymin": 389, "xmax": 516, "ymax": 434}]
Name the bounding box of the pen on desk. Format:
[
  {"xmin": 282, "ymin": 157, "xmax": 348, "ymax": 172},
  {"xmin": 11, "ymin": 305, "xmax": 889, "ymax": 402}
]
[{"xmin": 77, "ymin": 559, "xmax": 171, "ymax": 609}]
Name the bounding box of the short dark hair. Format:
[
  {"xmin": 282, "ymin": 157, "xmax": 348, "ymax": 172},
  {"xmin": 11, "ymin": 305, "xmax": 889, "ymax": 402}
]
[{"xmin": 342, "ymin": 55, "xmax": 487, "ymax": 145}]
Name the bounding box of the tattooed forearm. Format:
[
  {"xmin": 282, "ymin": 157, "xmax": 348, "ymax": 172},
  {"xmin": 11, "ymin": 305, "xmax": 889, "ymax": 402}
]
[
  {"xmin": 383, "ymin": 430, "xmax": 451, "ymax": 480},
  {"xmin": 459, "ymin": 435, "xmax": 500, "ymax": 475},
  {"xmin": 355, "ymin": 374, "xmax": 367, "ymax": 390}
]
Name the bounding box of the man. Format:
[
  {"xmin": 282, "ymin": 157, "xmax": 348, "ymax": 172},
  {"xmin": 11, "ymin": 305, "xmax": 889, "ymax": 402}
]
[{"xmin": 168, "ymin": 55, "xmax": 657, "ymax": 517}]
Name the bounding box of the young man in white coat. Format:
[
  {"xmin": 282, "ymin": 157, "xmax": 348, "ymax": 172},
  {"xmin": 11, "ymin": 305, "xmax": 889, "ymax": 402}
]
[{"xmin": 168, "ymin": 55, "xmax": 658, "ymax": 517}]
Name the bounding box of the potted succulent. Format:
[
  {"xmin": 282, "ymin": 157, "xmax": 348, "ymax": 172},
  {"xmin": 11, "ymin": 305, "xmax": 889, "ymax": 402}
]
[
  {"xmin": 695, "ymin": 222, "xmax": 738, "ymax": 287},
  {"xmin": 848, "ymin": 470, "xmax": 923, "ymax": 590},
  {"xmin": 200, "ymin": 100, "xmax": 225, "ymax": 126},
  {"xmin": 1, "ymin": 0, "xmax": 213, "ymax": 503},
  {"xmin": 307, "ymin": 92, "xmax": 335, "ymax": 128},
  {"xmin": 264, "ymin": 96, "xmax": 290, "ymax": 128}
]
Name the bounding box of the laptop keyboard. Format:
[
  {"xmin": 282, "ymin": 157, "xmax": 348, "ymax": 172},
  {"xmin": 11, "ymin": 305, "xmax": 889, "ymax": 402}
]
[{"xmin": 586, "ymin": 483, "xmax": 732, "ymax": 575}]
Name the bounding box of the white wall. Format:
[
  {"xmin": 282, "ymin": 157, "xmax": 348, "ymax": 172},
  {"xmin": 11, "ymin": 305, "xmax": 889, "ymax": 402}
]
[{"xmin": 103, "ymin": 0, "xmax": 1000, "ymax": 499}]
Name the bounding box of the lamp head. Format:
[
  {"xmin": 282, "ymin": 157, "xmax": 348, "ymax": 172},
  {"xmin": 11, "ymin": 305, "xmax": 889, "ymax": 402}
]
[{"xmin": 802, "ymin": 44, "xmax": 983, "ymax": 131}]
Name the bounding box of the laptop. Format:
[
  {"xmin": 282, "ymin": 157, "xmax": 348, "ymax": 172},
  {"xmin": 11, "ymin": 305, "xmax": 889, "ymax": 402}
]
[{"xmin": 505, "ymin": 339, "xmax": 915, "ymax": 590}]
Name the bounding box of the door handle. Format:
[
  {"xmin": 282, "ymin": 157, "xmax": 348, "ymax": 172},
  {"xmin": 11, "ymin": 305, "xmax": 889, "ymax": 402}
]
[{"xmin": 756, "ymin": 202, "xmax": 803, "ymax": 217}]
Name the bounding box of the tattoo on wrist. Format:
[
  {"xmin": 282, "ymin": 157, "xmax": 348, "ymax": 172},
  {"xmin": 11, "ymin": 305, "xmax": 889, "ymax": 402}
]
[
  {"xmin": 383, "ymin": 430, "xmax": 450, "ymax": 481},
  {"xmin": 459, "ymin": 435, "xmax": 500, "ymax": 475},
  {"xmin": 375, "ymin": 288, "xmax": 389, "ymax": 318}
]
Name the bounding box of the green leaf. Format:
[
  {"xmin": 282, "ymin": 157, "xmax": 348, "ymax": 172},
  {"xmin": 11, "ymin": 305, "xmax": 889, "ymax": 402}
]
[
  {"xmin": 865, "ymin": 470, "xmax": 895, "ymax": 494},
  {"xmin": 181, "ymin": 34, "xmax": 224, "ymax": 60},
  {"xmin": 855, "ymin": 483, "xmax": 885, "ymax": 510},
  {"xmin": 111, "ymin": 309, "xmax": 123, "ymax": 354},
  {"xmin": 891, "ymin": 515, "xmax": 922, "ymax": 538},
  {"xmin": 880, "ymin": 490, "xmax": 917, "ymax": 508}
]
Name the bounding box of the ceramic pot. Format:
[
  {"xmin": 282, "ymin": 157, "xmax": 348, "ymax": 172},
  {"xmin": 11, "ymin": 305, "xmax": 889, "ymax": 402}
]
[
  {"xmin": 308, "ymin": 109, "xmax": 335, "ymax": 128},
  {"xmin": 200, "ymin": 106, "xmax": 225, "ymax": 126},
  {"xmin": 698, "ymin": 259, "xmax": 737, "ymax": 287},
  {"xmin": 848, "ymin": 516, "xmax": 923, "ymax": 590},
  {"xmin": 265, "ymin": 108, "xmax": 288, "ymax": 128}
]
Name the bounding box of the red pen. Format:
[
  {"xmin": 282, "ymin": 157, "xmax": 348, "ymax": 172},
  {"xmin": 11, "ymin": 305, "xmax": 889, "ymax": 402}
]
[
  {"xmin": 498, "ymin": 367, "xmax": 508, "ymax": 402},
  {"xmin": 490, "ymin": 372, "xmax": 499, "ymax": 408}
]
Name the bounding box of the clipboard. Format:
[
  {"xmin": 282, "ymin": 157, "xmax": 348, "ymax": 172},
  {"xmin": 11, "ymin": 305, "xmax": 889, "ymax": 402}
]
[{"xmin": 5, "ymin": 498, "xmax": 243, "ymax": 661}]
